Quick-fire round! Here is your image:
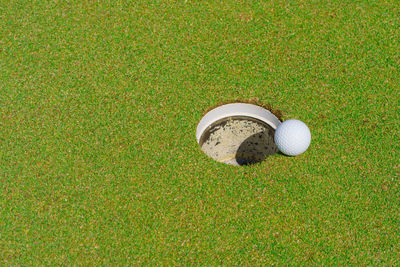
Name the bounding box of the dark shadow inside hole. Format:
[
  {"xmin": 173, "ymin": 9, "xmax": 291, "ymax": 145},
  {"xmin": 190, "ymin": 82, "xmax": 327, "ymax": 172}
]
[{"xmin": 235, "ymin": 127, "xmax": 278, "ymax": 166}]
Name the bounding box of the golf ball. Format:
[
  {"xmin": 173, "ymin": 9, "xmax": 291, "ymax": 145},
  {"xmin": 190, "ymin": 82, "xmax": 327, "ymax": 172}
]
[{"xmin": 274, "ymin": 119, "xmax": 311, "ymax": 156}]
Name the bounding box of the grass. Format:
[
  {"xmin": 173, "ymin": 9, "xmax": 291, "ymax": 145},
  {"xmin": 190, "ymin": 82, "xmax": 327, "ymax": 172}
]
[{"xmin": 0, "ymin": 0, "xmax": 399, "ymax": 265}]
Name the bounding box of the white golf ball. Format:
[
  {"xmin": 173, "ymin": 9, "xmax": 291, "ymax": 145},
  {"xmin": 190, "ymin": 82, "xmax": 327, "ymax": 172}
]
[{"xmin": 274, "ymin": 119, "xmax": 311, "ymax": 156}]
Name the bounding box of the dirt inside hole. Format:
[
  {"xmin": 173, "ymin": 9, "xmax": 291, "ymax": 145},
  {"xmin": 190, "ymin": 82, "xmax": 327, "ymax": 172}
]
[{"xmin": 199, "ymin": 116, "xmax": 278, "ymax": 166}]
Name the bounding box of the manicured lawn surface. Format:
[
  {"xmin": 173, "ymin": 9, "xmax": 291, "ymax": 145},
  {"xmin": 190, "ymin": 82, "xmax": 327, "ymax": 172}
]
[{"xmin": 1, "ymin": 0, "xmax": 399, "ymax": 264}]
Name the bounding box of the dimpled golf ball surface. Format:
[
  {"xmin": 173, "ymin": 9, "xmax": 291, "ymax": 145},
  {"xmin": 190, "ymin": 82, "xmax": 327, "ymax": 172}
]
[{"xmin": 274, "ymin": 119, "xmax": 311, "ymax": 156}]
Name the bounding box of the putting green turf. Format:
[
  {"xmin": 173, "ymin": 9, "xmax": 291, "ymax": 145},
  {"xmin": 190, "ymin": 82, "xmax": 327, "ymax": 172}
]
[{"xmin": 1, "ymin": 0, "xmax": 399, "ymax": 264}]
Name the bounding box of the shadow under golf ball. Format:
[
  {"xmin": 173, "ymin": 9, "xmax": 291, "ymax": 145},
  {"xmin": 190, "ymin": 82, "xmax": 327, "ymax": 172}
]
[{"xmin": 235, "ymin": 130, "xmax": 278, "ymax": 166}]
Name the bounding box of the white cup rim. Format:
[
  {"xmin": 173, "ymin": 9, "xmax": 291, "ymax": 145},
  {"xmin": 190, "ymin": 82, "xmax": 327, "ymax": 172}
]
[{"xmin": 196, "ymin": 103, "xmax": 282, "ymax": 143}]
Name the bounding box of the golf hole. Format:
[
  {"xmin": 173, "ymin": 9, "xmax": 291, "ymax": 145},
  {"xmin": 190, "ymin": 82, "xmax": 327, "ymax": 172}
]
[{"xmin": 196, "ymin": 103, "xmax": 282, "ymax": 166}]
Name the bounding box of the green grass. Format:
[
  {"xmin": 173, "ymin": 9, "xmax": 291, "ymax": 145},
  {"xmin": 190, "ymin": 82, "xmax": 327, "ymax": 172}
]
[{"xmin": 1, "ymin": 0, "xmax": 399, "ymax": 264}]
